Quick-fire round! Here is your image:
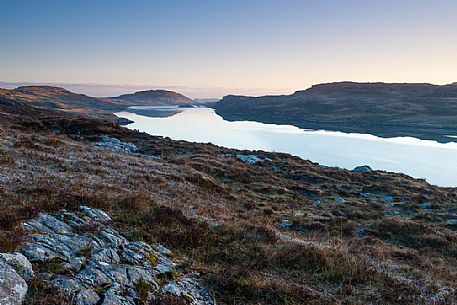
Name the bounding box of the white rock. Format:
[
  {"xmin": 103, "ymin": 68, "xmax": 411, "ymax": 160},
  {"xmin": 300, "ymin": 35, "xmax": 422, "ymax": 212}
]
[
  {"xmin": 0, "ymin": 261, "xmax": 28, "ymax": 305},
  {"xmin": 0, "ymin": 252, "xmax": 34, "ymax": 280}
]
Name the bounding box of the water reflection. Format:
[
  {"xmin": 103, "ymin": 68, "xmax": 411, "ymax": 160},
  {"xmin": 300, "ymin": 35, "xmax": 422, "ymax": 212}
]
[{"xmin": 116, "ymin": 108, "xmax": 457, "ymax": 187}]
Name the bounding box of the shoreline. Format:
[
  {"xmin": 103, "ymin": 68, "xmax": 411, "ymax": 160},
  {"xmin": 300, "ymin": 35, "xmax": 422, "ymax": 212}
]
[{"xmin": 115, "ymin": 108, "xmax": 457, "ymax": 187}]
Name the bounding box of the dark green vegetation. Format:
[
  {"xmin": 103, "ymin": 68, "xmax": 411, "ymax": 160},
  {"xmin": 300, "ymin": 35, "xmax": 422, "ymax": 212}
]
[
  {"xmin": 215, "ymin": 82, "xmax": 457, "ymax": 143},
  {"xmin": 1, "ymin": 96, "xmax": 457, "ymax": 304}
]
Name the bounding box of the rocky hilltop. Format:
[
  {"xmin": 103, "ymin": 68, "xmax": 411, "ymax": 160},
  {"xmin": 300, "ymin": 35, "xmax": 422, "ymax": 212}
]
[{"xmin": 215, "ymin": 82, "xmax": 457, "ymax": 142}]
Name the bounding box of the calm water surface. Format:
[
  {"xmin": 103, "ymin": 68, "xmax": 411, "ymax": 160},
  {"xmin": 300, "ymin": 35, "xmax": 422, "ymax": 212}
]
[{"xmin": 116, "ymin": 107, "xmax": 457, "ymax": 187}]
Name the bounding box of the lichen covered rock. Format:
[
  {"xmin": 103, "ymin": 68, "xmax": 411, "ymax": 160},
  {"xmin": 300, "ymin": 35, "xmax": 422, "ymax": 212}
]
[
  {"xmin": 0, "ymin": 261, "xmax": 28, "ymax": 305},
  {"xmin": 92, "ymin": 136, "xmax": 139, "ymax": 154},
  {"xmin": 163, "ymin": 275, "xmax": 215, "ymax": 305},
  {"xmin": 237, "ymin": 154, "xmax": 262, "ymax": 164},
  {"xmin": 0, "ymin": 206, "xmax": 215, "ymax": 304},
  {"xmin": 0, "ymin": 252, "xmax": 34, "ymax": 280}
]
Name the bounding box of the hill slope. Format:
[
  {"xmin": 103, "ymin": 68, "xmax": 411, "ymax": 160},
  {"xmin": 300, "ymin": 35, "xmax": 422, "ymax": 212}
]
[
  {"xmin": 1, "ymin": 95, "xmax": 457, "ymax": 304},
  {"xmin": 215, "ymin": 82, "xmax": 457, "ymax": 142}
]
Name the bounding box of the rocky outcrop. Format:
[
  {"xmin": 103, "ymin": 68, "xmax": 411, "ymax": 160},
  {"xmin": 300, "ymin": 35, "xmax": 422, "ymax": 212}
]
[
  {"xmin": 0, "ymin": 206, "xmax": 215, "ymax": 305},
  {"xmin": 0, "ymin": 252, "xmax": 34, "ymax": 281},
  {"xmin": 92, "ymin": 136, "xmax": 139, "ymax": 154},
  {"xmin": 353, "ymin": 165, "xmax": 373, "ymax": 173},
  {"xmin": 163, "ymin": 276, "xmax": 214, "ymax": 304},
  {"xmin": 237, "ymin": 154, "xmax": 271, "ymax": 165},
  {"xmin": 0, "ymin": 261, "xmax": 28, "ymax": 305}
]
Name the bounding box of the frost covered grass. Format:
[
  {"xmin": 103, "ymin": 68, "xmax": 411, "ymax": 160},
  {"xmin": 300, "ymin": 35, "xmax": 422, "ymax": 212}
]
[{"xmin": 1, "ymin": 100, "xmax": 457, "ymax": 304}]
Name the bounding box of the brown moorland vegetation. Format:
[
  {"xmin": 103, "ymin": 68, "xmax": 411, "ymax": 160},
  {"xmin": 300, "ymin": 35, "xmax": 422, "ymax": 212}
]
[{"xmin": 1, "ymin": 96, "xmax": 457, "ymax": 304}]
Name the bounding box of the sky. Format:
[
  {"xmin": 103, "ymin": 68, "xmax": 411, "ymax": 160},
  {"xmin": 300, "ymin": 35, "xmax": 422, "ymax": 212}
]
[{"xmin": 1, "ymin": 0, "xmax": 456, "ymax": 98}]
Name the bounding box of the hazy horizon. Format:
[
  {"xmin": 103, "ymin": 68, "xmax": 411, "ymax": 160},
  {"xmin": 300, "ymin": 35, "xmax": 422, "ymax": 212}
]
[
  {"xmin": 1, "ymin": 0, "xmax": 457, "ymax": 98},
  {"xmin": 1, "ymin": 79, "xmax": 457, "ymax": 99}
]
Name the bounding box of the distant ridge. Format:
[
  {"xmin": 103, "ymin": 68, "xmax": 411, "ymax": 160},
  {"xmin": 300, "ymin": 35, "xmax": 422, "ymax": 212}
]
[
  {"xmin": 193, "ymin": 98, "xmax": 220, "ymax": 103},
  {"xmin": 0, "ymin": 85, "xmax": 120, "ymax": 121},
  {"xmin": 215, "ymin": 81, "xmax": 457, "ymax": 143},
  {"xmin": 0, "ymin": 86, "xmax": 195, "ymax": 121}
]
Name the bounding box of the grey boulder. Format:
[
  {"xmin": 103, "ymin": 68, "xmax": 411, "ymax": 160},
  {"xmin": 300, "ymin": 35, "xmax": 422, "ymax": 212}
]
[
  {"xmin": 0, "ymin": 252, "xmax": 34, "ymax": 280},
  {"xmin": 0, "ymin": 261, "xmax": 28, "ymax": 305},
  {"xmin": 353, "ymin": 165, "xmax": 373, "ymax": 172}
]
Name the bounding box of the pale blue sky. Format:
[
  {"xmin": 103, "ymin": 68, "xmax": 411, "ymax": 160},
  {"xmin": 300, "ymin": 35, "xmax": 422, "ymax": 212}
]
[{"xmin": 1, "ymin": 0, "xmax": 456, "ymax": 98}]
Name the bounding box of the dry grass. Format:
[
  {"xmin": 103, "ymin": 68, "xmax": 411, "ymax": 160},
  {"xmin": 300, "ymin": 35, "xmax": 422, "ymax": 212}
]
[
  {"xmin": 1, "ymin": 103, "xmax": 457, "ymax": 304},
  {"xmin": 26, "ymin": 278, "xmax": 71, "ymax": 305}
]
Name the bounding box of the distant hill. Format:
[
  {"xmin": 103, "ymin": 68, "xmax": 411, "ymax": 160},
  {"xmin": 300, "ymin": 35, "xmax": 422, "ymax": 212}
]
[
  {"xmin": 112, "ymin": 89, "xmax": 193, "ymax": 106},
  {"xmin": 0, "ymin": 86, "xmax": 125, "ymax": 121},
  {"xmin": 215, "ymin": 82, "xmax": 457, "ymax": 143},
  {"xmin": 12, "ymin": 86, "xmax": 115, "ymax": 109},
  {"xmin": 193, "ymin": 98, "xmax": 220, "ymax": 108},
  {"xmin": 0, "ymin": 86, "xmax": 195, "ymax": 122},
  {"xmin": 193, "ymin": 98, "xmax": 220, "ymax": 103}
]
